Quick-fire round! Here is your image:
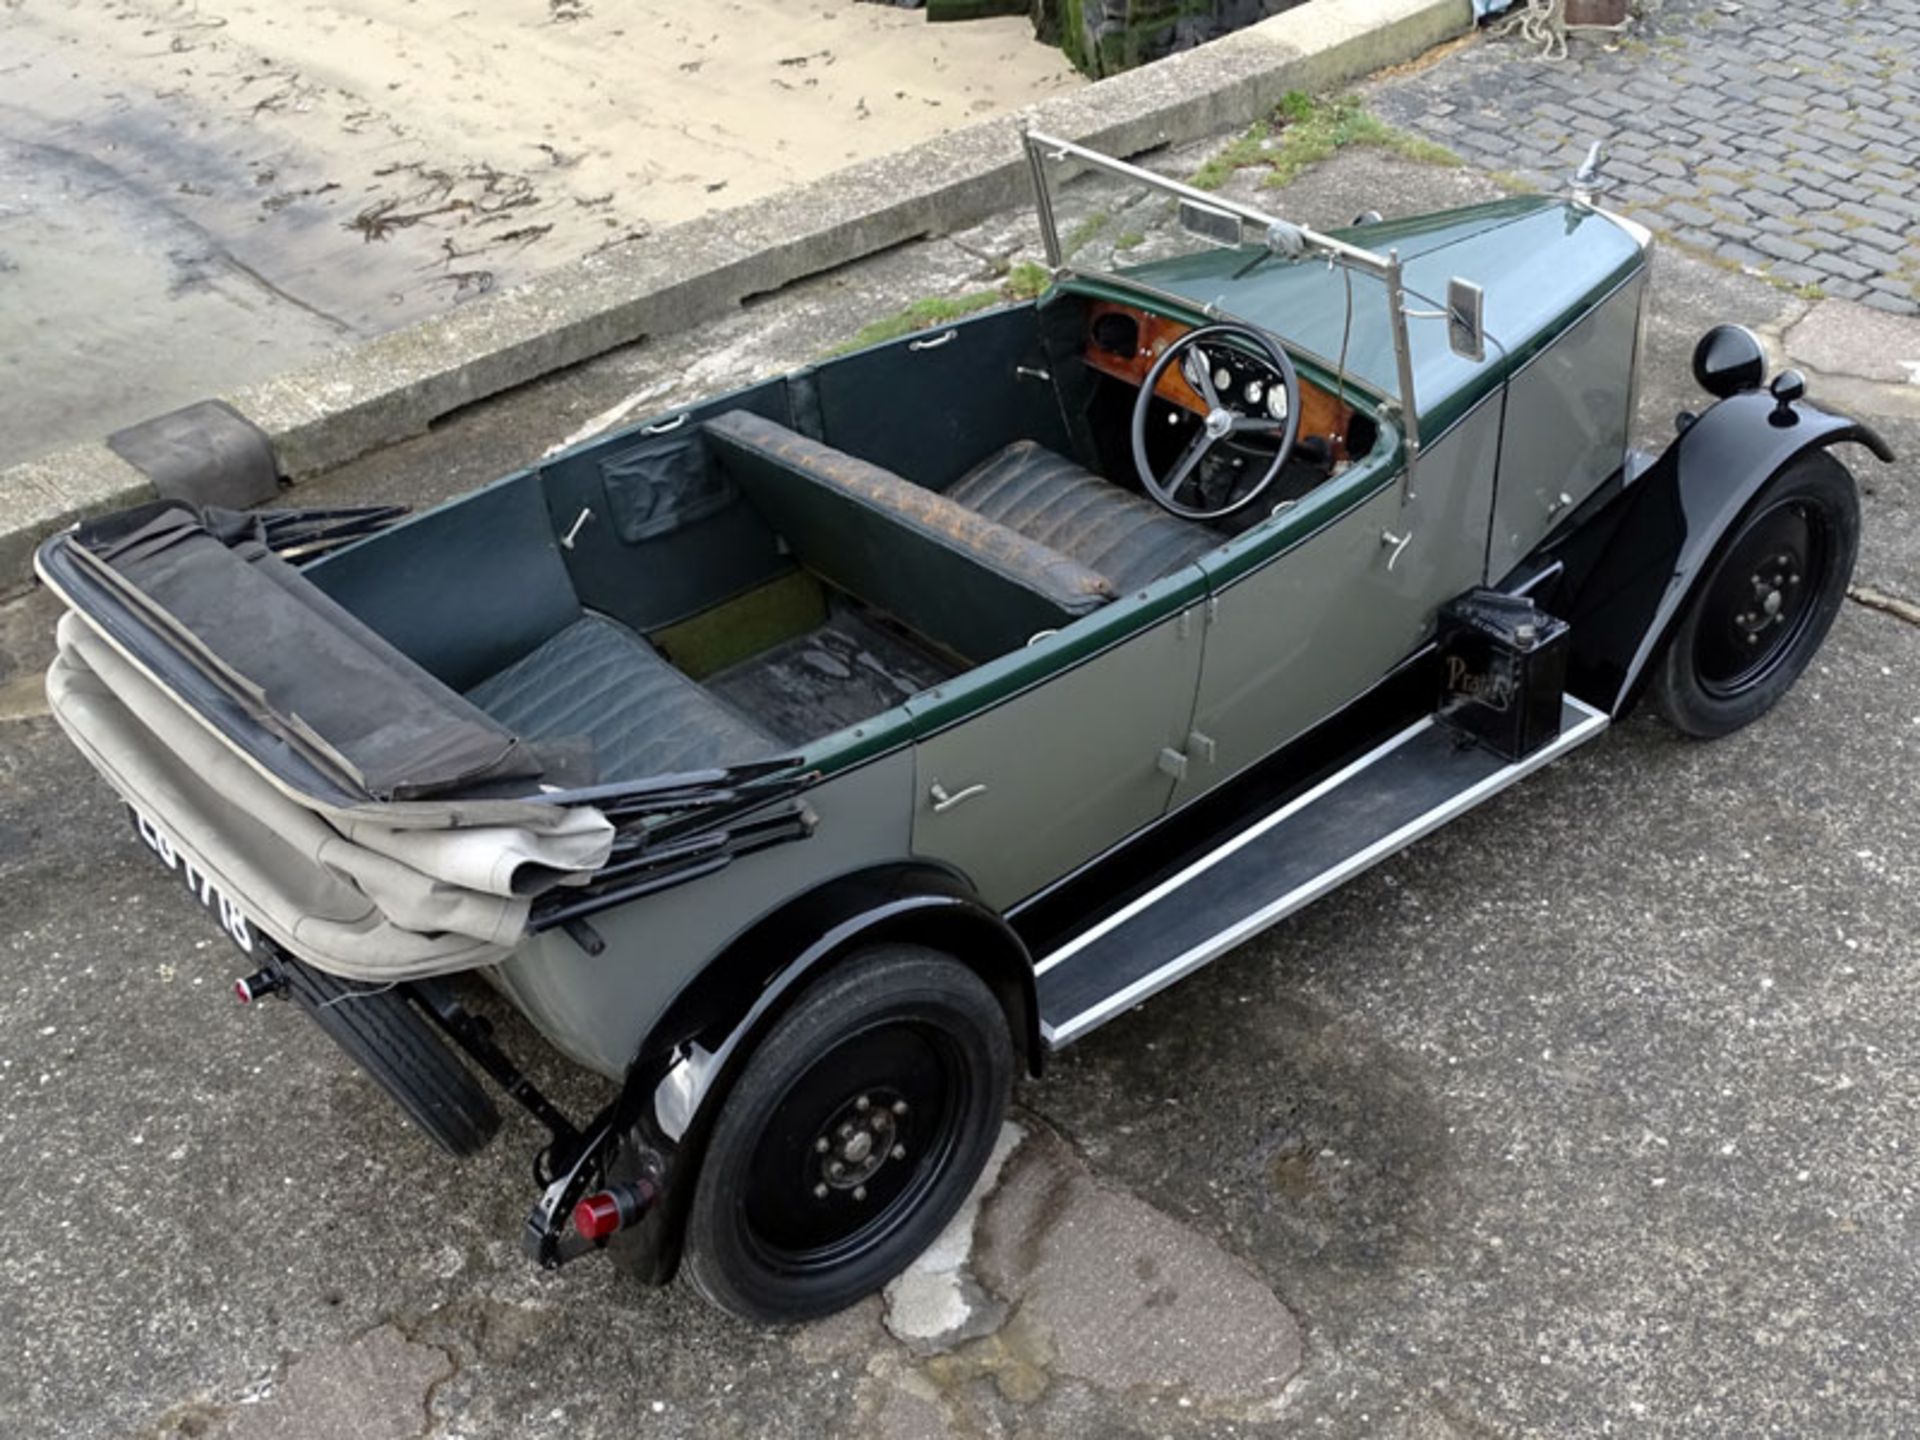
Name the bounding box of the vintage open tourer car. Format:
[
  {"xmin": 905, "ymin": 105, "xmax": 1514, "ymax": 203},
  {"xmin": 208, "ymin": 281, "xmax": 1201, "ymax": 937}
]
[{"xmin": 38, "ymin": 133, "xmax": 1890, "ymax": 1321}]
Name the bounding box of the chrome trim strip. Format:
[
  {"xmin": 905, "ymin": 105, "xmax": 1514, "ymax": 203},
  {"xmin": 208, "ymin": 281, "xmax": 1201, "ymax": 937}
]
[{"xmin": 1041, "ymin": 696, "xmax": 1610, "ymax": 1046}]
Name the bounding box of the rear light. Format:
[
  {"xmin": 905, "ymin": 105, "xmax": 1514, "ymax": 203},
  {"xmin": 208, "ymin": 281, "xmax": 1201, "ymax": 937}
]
[
  {"xmin": 233, "ymin": 967, "xmax": 285, "ymax": 1004},
  {"xmin": 572, "ymin": 1181, "xmax": 656, "ymax": 1241}
]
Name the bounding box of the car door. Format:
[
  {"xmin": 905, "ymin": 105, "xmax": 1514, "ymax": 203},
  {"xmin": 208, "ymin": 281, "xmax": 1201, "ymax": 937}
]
[
  {"xmin": 1177, "ymin": 397, "xmax": 1503, "ymax": 796},
  {"xmin": 908, "ymin": 585, "xmax": 1207, "ymax": 911}
]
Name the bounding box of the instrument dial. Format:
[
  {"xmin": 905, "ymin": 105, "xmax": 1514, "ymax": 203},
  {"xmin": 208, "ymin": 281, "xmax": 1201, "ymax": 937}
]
[
  {"xmin": 1243, "ymin": 379, "xmax": 1264, "ymax": 407},
  {"xmin": 1266, "ymin": 385, "xmax": 1289, "ymax": 421}
]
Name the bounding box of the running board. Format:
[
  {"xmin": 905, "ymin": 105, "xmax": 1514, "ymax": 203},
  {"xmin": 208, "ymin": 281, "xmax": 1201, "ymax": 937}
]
[{"xmin": 1037, "ymin": 696, "xmax": 1610, "ymax": 1047}]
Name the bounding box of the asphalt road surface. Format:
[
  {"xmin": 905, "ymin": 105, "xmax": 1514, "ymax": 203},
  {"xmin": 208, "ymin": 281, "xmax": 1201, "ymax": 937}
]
[{"xmin": 2, "ymin": 139, "xmax": 1916, "ymax": 1439}]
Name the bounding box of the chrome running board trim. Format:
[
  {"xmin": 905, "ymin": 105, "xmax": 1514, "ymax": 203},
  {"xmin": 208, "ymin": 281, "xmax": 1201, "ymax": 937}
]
[{"xmin": 1039, "ymin": 696, "xmax": 1609, "ymax": 1047}]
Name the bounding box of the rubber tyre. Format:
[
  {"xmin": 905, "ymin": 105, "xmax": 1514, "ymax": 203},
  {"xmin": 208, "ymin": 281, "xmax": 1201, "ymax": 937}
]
[
  {"xmin": 682, "ymin": 945, "xmax": 1014, "ymax": 1325},
  {"xmin": 1648, "ymin": 451, "xmax": 1859, "ymax": 739},
  {"xmin": 280, "ymin": 957, "xmax": 501, "ymax": 1158}
]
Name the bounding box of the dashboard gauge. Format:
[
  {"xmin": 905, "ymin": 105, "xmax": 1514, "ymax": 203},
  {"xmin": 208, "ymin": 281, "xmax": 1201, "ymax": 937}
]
[
  {"xmin": 1213, "ymin": 367, "xmax": 1233, "ymax": 395},
  {"xmin": 1243, "ymin": 379, "xmax": 1264, "ymax": 407},
  {"xmin": 1266, "ymin": 385, "xmax": 1289, "ymax": 421}
]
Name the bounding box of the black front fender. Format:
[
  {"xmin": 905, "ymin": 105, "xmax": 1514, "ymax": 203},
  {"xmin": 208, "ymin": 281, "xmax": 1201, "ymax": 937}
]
[{"xmin": 1544, "ymin": 388, "xmax": 1892, "ymax": 716}]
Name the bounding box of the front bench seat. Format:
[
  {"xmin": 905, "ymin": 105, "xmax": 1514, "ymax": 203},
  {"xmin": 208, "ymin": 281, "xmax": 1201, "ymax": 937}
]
[
  {"xmin": 466, "ymin": 614, "xmax": 777, "ymax": 784},
  {"xmin": 705, "ymin": 409, "xmax": 1115, "ymax": 662},
  {"xmin": 946, "ymin": 440, "xmax": 1217, "ymax": 594}
]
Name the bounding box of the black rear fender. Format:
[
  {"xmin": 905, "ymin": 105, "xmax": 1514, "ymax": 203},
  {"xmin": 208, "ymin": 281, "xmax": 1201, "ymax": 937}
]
[
  {"xmin": 1542, "ymin": 388, "xmax": 1892, "ymax": 716},
  {"xmin": 601, "ymin": 863, "xmax": 1035, "ymax": 1283}
]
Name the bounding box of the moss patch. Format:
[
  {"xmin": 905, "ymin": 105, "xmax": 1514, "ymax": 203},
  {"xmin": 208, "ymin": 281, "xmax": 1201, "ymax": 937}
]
[
  {"xmin": 1190, "ymin": 119, "xmax": 1274, "ymax": 190},
  {"xmin": 1003, "ymin": 260, "xmax": 1053, "ymax": 300},
  {"xmin": 1191, "ymin": 92, "xmax": 1461, "ymax": 193},
  {"xmin": 1063, "ymin": 208, "xmax": 1112, "ymax": 259},
  {"xmin": 833, "ymin": 291, "xmax": 1007, "ymax": 353},
  {"xmin": 832, "ymin": 262, "xmax": 1053, "ymax": 355}
]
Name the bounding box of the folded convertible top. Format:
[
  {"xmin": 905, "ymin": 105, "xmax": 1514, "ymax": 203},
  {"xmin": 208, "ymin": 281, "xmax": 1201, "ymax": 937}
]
[{"xmin": 55, "ymin": 502, "xmax": 541, "ymax": 803}]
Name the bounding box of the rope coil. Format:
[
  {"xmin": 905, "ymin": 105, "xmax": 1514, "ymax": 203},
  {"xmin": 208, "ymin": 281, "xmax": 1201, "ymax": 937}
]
[{"xmin": 1496, "ymin": 0, "xmax": 1569, "ymax": 61}]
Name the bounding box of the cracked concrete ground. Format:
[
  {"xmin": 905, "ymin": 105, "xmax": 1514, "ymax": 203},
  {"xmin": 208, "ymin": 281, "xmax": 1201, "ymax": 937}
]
[{"xmin": 2, "ymin": 130, "xmax": 1918, "ymax": 1438}]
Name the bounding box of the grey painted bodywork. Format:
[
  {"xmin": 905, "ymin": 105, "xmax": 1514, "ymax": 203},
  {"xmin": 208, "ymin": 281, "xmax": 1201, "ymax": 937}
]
[
  {"xmin": 1487, "ymin": 272, "xmax": 1647, "ymax": 578},
  {"xmin": 493, "ymin": 240, "xmax": 1651, "ymax": 1076},
  {"xmin": 908, "ymin": 599, "xmax": 1207, "ymax": 909},
  {"xmin": 1185, "ymin": 397, "xmax": 1504, "ymax": 795},
  {"xmin": 490, "ymin": 747, "xmax": 916, "ymax": 1077}
]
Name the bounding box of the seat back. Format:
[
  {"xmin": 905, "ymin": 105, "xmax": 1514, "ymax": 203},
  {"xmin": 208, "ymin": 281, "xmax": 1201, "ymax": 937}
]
[{"xmin": 703, "ymin": 410, "xmax": 1112, "ymax": 661}]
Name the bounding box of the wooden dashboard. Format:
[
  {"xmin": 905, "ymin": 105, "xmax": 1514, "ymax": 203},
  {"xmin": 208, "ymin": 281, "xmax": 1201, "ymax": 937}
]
[{"xmin": 1081, "ymin": 300, "xmax": 1356, "ymax": 464}]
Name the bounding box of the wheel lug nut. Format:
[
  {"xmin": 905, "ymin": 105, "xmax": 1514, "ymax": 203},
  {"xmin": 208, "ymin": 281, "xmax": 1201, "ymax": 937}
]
[
  {"xmin": 827, "ymin": 1160, "xmax": 844, "ymax": 1177},
  {"xmin": 814, "ymin": 1137, "xmax": 830, "ymax": 1153},
  {"xmin": 855, "ymin": 1094, "xmax": 871, "ymax": 1112},
  {"xmin": 891, "ymin": 1144, "xmax": 907, "ymax": 1160},
  {"xmin": 852, "ymin": 1186, "xmax": 867, "ymax": 1202},
  {"xmin": 813, "ymin": 1183, "xmax": 829, "ymax": 1199},
  {"xmin": 892, "ymin": 1100, "xmax": 908, "ymax": 1116}
]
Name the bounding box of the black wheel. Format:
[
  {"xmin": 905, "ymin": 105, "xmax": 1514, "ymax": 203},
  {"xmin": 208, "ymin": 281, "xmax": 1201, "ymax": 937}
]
[
  {"xmin": 279, "ymin": 956, "xmax": 501, "ymax": 1158},
  {"xmin": 682, "ymin": 945, "xmax": 1014, "ymax": 1324},
  {"xmin": 1649, "ymin": 451, "xmax": 1859, "ymax": 739}
]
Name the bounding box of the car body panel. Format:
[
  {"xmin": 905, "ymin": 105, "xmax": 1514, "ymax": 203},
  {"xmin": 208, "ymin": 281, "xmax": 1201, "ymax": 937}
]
[
  {"xmin": 907, "ymin": 600, "xmax": 1207, "ymax": 908},
  {"xmin": 1185, "ymin": 389, "xmax": 1505, "ymax": 792},
  {"xmin": 491, "ymin": 746, "xmax": 918, "ymax": 1077},
  {"xmin": 1487, "ymin": 269, "xmax": 1647, "ymax": 578}
]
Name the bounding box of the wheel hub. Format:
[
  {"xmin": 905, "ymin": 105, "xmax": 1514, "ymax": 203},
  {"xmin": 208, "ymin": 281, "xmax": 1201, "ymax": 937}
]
[
  {"xmin": 810, "ymin": 1091, "xmax": 911, "ymax": 1201},
  {"xmin": 1732, "ymin": 549, "xmax": 1802, "ymax": 646}
]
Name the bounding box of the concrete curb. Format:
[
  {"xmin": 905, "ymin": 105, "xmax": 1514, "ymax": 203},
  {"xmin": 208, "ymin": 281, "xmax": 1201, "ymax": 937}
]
[{"xmin": 0, "ymin": 0, "xmax": 1472, "ymax": 597}]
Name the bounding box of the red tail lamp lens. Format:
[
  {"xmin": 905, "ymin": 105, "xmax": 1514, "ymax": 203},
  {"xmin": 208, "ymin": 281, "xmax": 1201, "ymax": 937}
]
[{"xmin": 573, "ymin": 1192, "xmax": 625, "ymax": 1241}]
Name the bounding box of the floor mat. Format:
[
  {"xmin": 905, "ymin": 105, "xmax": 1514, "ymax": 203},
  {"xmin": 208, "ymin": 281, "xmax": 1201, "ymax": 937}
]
[{"xmin": 705, "ymin": 608, "xmax": 957, "ymax": 746}]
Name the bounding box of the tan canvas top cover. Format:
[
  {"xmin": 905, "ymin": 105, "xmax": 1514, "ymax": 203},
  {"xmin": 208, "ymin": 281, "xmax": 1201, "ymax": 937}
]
[{"xmin": 48, "ymin": 609, "xmax": 615, "ymax": 980}]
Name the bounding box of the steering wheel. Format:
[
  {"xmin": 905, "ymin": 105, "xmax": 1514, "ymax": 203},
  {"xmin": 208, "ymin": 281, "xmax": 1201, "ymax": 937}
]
[{"xmin": 1129, "ymin": 322, "xmax": 1301, "ymax": 521}]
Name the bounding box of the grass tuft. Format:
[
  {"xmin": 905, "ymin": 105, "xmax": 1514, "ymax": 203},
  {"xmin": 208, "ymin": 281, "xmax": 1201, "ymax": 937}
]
[
  {"xmin": 832, "ymin": 260, "xmax": 1054, "ymax": 355},
  {"xmin": 1190, "ymin": 92, "xmax": 1460, "ymax": 193},
  {"xmin": 1002, "ymin": 260, "xmax": 1053, "ymax": 300}
]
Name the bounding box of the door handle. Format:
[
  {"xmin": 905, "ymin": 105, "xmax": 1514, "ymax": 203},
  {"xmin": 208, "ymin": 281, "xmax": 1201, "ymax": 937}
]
[
  {"xmin": 928, "ymin": 781, "xmax": 988, "ymax": 813},
  {"xmin": 1380, "ymin": 529, "xmax": 1414, "ymax": 572}
]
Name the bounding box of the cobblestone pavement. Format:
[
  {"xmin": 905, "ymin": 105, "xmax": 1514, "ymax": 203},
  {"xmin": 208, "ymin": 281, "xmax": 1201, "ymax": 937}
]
[{"xmin": 1370, "ymin": 0, "xmax": 1920, "ymax": 313}]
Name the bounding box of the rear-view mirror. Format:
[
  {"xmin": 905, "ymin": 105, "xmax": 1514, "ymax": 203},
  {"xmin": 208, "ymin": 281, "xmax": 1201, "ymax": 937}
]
[
  {"xmin": 1447, "ymin": 277, "xmax": 1486, "ymax": 362},
  {"xmin": 1177, "ymin": 198, "xmax": 1242, "ymax": 249}
]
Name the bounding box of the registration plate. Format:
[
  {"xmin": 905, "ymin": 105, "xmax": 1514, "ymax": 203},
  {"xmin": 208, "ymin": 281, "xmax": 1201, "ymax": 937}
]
[{"xmin": 128, "ymin": 806, "xmax": 258, "ymax": 956}]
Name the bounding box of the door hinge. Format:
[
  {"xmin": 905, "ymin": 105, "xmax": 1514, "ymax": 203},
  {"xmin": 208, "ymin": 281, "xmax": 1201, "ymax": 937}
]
[
  {"xmin": 1156, "ymin": 747, "xmax": 1189, "ymax": 781},
  {"xmin": 1186, "ymin": 730, "xmax": 1216, "ymax": 765}
]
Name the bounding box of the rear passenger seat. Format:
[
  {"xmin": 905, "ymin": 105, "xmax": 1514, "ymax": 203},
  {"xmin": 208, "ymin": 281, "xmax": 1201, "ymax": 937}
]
[{"xmin": 466, "ymin": 614, "xmax": 776, "ymax": 784}]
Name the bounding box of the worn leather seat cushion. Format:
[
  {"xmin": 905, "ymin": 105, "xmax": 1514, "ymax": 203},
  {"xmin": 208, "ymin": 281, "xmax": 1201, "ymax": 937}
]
[
  {"xmin": 466, "ymin": 614, "xmax": 776, "ymax": 783},
  {"xmin": 946, "ymin": 440, "xmax": 1217, "ymax": 594}
]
